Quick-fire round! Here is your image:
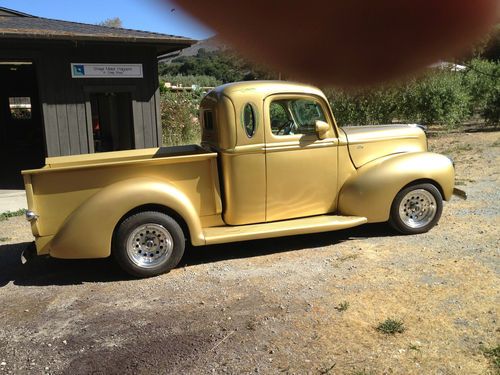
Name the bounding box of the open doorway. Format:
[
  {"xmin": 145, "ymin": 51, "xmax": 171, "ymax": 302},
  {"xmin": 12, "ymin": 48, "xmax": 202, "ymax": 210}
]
[
  {"xmin": 0, "ymin": 62, "xmax": 45, "ymax": 189},
  {"xmin": 90, "ymin": 92, "xmax": 134, "ymax": 152}
]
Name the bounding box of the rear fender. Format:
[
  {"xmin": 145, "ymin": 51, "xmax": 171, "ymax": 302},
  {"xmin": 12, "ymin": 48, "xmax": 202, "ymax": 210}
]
[
  {"xmin": 338, "ymin": 152, "xmax": 454, "ymax": 222},
  {"xmin": 49, "ymin": 178, "xmax": 204, "ymax": 259}
]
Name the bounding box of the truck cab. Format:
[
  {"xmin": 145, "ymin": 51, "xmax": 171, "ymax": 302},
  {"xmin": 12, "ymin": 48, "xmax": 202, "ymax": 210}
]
[{"xmin": 200, "ymin": 82, "xmax": 341, "ymax": 225}]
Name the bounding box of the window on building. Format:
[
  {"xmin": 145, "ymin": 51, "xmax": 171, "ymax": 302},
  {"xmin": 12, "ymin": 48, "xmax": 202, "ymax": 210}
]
[
  {"xmin": 8, "ymin": 97, "xmax": 32, "ymax": 120},
  {"xmin": 90, "ymin": 92, "xmax": 134, "ymax": 152}
]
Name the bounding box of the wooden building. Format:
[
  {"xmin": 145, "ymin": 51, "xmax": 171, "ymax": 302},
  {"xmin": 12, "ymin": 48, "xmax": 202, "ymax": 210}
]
[{"xmin": 0, "ymin": 7, "xmax": 194, "ymax": 188}]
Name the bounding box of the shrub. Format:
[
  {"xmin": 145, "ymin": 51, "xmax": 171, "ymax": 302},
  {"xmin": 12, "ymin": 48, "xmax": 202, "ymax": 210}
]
[
  {"xmin": 376, "ymin": 318, "xmax": 405, "ymax": 335},
  {"xmin": 398, "ymin": 71, "xmax": 471, "ymax": 127},
  {"xmin": 326, "ymin": 69, "xmax": 475, "ymax": 128},
  {"xmin": 160, "ymin": 91, "xmax": 202, "ymax": 146},
  {"xmin": 463, "ymin": 59, "xmax": 500, "ymax": 125}
]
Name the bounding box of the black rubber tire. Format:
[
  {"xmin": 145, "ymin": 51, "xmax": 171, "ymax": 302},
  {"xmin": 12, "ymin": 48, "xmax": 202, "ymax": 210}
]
[
  {"xmin": 113, "ymin": 211, "xmax": 185, "ymax": 278},
  {"xmin": 389, "ymin": 183, "xmax": 443, "ymax": 235}
]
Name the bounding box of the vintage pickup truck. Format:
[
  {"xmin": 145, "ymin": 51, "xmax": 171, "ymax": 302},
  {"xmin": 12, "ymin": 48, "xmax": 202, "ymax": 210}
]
[{"xmin": 22, "ymin": 81, "xmax": 464, "ymax": 277}]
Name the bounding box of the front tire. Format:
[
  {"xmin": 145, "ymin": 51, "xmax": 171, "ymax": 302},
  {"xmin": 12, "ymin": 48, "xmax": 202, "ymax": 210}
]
[
  {"xmin": 113, "ymin": 211, "xmax": 185, "ymax": 278},
  {"xmin": 389, "ymin": 183, "xmax": 443, "ymax": 234}
]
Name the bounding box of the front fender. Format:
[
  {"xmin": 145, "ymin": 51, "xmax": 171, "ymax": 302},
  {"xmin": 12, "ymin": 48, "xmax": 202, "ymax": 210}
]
[
  {"xmin": 50, "ymin": 177, "xmax": 204, "ymax": 259},
  {"xmin": 338, "ymin": 152, "xmax": 454, "ymax": 223}
]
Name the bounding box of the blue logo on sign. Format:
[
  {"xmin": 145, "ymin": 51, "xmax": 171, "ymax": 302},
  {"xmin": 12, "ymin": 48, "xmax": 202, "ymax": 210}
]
[{"xmin": 73, "ymin": 64, "xmax": 85, "ymax": 76}]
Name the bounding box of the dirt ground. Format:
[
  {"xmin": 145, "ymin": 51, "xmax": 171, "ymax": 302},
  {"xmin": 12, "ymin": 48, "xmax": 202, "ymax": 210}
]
[{"xmin": 0, "ymin": 131, "xmax": 498, "ymax": 375}]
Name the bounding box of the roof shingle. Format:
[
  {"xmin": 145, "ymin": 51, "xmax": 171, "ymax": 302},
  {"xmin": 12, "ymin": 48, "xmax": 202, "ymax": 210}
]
[{"xmin": 0, "ymin": 6, "xmax": 195, "ymax": 52}]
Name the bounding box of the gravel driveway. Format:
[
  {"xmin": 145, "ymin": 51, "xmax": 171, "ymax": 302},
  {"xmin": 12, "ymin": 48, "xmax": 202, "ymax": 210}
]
[{"xmin": 0, "ymin": 131, "xmax": 498, "ymax": 375}]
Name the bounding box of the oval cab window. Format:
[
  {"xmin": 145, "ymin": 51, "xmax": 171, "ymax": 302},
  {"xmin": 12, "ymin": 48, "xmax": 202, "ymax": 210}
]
[{"xmin": 243, "ymin": 103, "xmax": 256, "ymax": 138}]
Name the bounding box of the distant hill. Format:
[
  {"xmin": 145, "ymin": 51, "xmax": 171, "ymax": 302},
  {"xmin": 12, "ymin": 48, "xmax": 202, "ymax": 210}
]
[{"xmin": 159, "ymin": 36, "xmax": 229, "ymax": 63}]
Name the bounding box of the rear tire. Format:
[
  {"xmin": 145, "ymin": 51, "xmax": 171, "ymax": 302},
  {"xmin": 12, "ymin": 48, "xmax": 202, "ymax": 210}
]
[
  {"xmin": 389, "ymin": 183, "xmax": 443, "ymax": 234},
  {"xmin": 113, "ymin": 211, "xmax": 185, "ymax": 278}
]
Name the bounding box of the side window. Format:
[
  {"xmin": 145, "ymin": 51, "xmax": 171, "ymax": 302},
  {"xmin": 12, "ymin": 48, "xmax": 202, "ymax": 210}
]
[
  {"xmin": 203, "ymin": 110, "xmax": 214, "ymax": 130},
  {"xmin": 243, "ymin": 103, "xmax": 256, "ymax": 138},
  {"xmin": 270, "ymin": 98, "xmax": 327, "ymax": 136}
]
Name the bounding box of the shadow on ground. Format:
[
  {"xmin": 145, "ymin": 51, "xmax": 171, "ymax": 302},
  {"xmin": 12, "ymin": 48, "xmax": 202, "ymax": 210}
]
[{"xmin": 0, "ymin": 223, "xmax": 395, "ymax": 287}]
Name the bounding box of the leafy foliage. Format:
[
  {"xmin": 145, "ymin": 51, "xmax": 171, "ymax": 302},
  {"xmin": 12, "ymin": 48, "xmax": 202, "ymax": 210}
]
[
  {"xmin": 97, "ymin": 17, "xmax": 123, "ymax": 28},
  {"xmin": 0, "ymin": 209, "xmax": 27, "ymax": 222},
  {"xmin": 158, "ymin": 49, "xmax": 499, "ymax": 145},
  {"xmin": 376, "ymin": 318, "xmax": 405, "ymax": 335},
  {"xmin": 160, "ymin": 91, "xmax": 202, "ymax": 146},
  {"xmin": 326, "ymin": 62, "xmax": 499, "ymax": 127},
  {"xmin": 463, "ymin": 59, "xmax": 500, "ymax": 125},
  {"xmin": 159, "ymin": 49, "xmax": 276, "ymax": 84}
]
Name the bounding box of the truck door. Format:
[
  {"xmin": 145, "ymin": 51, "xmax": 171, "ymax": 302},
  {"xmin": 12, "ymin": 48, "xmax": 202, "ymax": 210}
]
[{"xmin": 264, "ymin": 95, "xmax": 338, "ymax": 222}]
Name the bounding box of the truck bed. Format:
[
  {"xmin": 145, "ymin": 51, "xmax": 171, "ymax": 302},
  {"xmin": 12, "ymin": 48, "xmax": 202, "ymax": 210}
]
[
  {"xmin": 22, "ymin": 145, "xmax": 221, "ymax": 243},
  {"xmin": 29, "ymin": 144, "xmax": 211, "ymax": 171}
]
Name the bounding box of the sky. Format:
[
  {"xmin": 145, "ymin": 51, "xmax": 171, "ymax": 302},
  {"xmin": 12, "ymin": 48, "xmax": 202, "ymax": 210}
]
[{"xmin": 0, "ymin": 0, "xmax": 214, "ymax": 40}]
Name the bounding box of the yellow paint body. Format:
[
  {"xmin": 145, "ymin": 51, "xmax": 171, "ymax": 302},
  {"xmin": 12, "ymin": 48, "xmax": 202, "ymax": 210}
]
[{"xmin": 22, "ymin": 81, "xmax": 455, "ymax": 259}]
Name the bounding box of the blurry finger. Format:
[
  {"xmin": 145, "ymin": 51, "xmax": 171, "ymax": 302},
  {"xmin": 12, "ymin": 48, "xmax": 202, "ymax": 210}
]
[{"xmin": 171, "ymin": 0, "xmax": 498, "ymax": 87}]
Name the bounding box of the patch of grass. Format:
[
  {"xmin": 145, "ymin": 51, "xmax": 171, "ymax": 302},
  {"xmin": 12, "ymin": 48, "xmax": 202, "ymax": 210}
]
[
  {"xmin": 338, "ymin": 254, "xmax": 358, "ymax": 262},
  {"xmin": 0, "ymin": 209, "xmax": 27, "ymax": 222},
  {"xmin": 408, "ymin": 344, "xmax": 421, "ymax": 352},
  {"xmin": 0, "ymin": 237, "xmax": 10, "ymax": 242},
  {"xmin": 335, "ymin": 301, "xmax": 350, "ymax": 312},
  {"xmin": 376, "ymin": 318, "xmax": 405, "ymax": 335},
  {"xmin": 483, "ymin": 345, "xmax": 500, "ymax": 372},
  {"xmin": 492, "ymin": 139, "xmax": 500, "ymax": 147}
]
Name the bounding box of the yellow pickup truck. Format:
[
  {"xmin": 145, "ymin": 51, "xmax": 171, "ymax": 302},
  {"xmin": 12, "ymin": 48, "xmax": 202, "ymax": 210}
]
[{"xmin": 22, "ymin": 81, "xmax": 463, "ymax": 277}]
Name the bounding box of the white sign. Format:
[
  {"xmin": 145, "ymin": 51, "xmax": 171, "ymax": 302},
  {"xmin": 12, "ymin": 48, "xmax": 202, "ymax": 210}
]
[{"xmin": 71, "ymin": 63, "xmax": 143, "ymax": 78}]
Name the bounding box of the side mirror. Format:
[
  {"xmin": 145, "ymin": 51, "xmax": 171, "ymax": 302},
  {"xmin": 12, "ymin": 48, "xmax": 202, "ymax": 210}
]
[{"xmin": 315, "ymin": 120, "xmax": 330, "ymax": 139}]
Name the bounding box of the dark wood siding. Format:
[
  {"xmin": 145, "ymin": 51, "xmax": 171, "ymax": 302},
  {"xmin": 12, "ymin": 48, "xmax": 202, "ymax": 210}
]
[{"xmin": 0, "ymin": 40, "xmax": 162, "ymax": 157}]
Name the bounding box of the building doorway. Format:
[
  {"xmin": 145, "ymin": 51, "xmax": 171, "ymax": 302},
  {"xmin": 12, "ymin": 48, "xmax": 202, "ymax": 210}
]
[
  {"xmin": 90, "ymin": 92, "xmax": 134, "ymax": 152},
  {"xmin": 0, "ymin": 62, "xmax": 45, "ymax": 189}
]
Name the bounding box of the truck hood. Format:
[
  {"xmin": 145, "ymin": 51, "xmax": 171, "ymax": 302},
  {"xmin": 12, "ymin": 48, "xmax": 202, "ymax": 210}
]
[{"xmin": 341, "ymin": 124, "xmax": 427, "ymax": 168}]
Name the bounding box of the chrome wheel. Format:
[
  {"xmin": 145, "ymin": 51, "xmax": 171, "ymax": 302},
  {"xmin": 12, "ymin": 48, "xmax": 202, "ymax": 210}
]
[
  {"xmin": 398, "ymin": 189, "xmax": 437, "ymax": 229},
  {"xmin": 126, "ymin": 223, "xmax": 173, "ymax": 268}
]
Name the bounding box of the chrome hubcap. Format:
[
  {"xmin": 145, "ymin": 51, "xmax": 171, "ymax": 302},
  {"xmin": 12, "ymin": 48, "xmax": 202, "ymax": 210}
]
[
  {"xmin": 399, "ymin": 189, "xmax": 437, "ymax": 228},
  {"xmin": 126, "ymin": 224, "xmax": 173, "ymax": 268}
]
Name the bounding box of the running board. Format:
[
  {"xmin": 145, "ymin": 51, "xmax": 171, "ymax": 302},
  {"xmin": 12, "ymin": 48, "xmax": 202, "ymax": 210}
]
[{"xmin": 203, "ymin": 215, "xmax": 367, "ymax": 245}]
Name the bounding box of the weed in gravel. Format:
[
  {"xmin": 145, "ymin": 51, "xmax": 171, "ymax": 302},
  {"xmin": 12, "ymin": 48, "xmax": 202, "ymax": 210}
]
[
  {"xmin": 0, "ymin": 209, "xmax": 27, "ymax": 222},
  {"xmin": 246, "ymin": 320, "xmax": 257, "ymax": 331},
  {"xmin": 376, "ymin": 318, "xmax": 405, "ymax": 335},
  {"xmin": 0, "ymin": 237, "xmax": 10, "ymax": 242},
  {"xmin": 408, "ymin": 344, "xmax": 421, "ymax": 352},
  {"xmin": 335, "ymin": 301, "xmax": 350, "ymax": 312},
  {"xmin": 492, "ymin": 139, "xmax": 500, "ymax": 147},
  {"xmin": 482, "ymin": 345, "xmax": 500, "ymax": 372}
]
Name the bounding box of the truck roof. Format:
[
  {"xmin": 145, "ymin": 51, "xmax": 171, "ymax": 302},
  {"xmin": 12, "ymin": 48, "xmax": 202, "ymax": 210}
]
[{"xmin": 211, "ymin": 80, "xmax": 327, "ymax": 100}]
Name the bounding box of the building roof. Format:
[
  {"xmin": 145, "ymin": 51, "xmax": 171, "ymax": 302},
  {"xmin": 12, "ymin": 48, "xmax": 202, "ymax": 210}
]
[{"xmin": 0, "ymin": 6, "xmax": 196, "ymax": 54}]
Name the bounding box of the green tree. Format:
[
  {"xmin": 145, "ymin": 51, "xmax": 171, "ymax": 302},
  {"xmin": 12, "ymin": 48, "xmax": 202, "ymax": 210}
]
[{"xmin": 98, "ymin": 17, "xmax": 123, "ymax": 28}]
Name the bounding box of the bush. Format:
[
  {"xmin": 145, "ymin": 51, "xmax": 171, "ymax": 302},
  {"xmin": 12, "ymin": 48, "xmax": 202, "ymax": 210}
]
[
  {"xmin": 326, "ymin": 69, "xmax": 477, "ymax": 128},
  {"xmin": 463, "ymin": 59, "xmax": 500, "ymax": 125},
  {"xmin": 399, "ymin": 71, "xmax": 471, "ymax": 127},
  {"xmin": 160, "ymin": 91, "xmax": 202, "ymax": 146},
  {"xmin": 326, "ymin": 86, "xmax": 398, "ymax": 126}
]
